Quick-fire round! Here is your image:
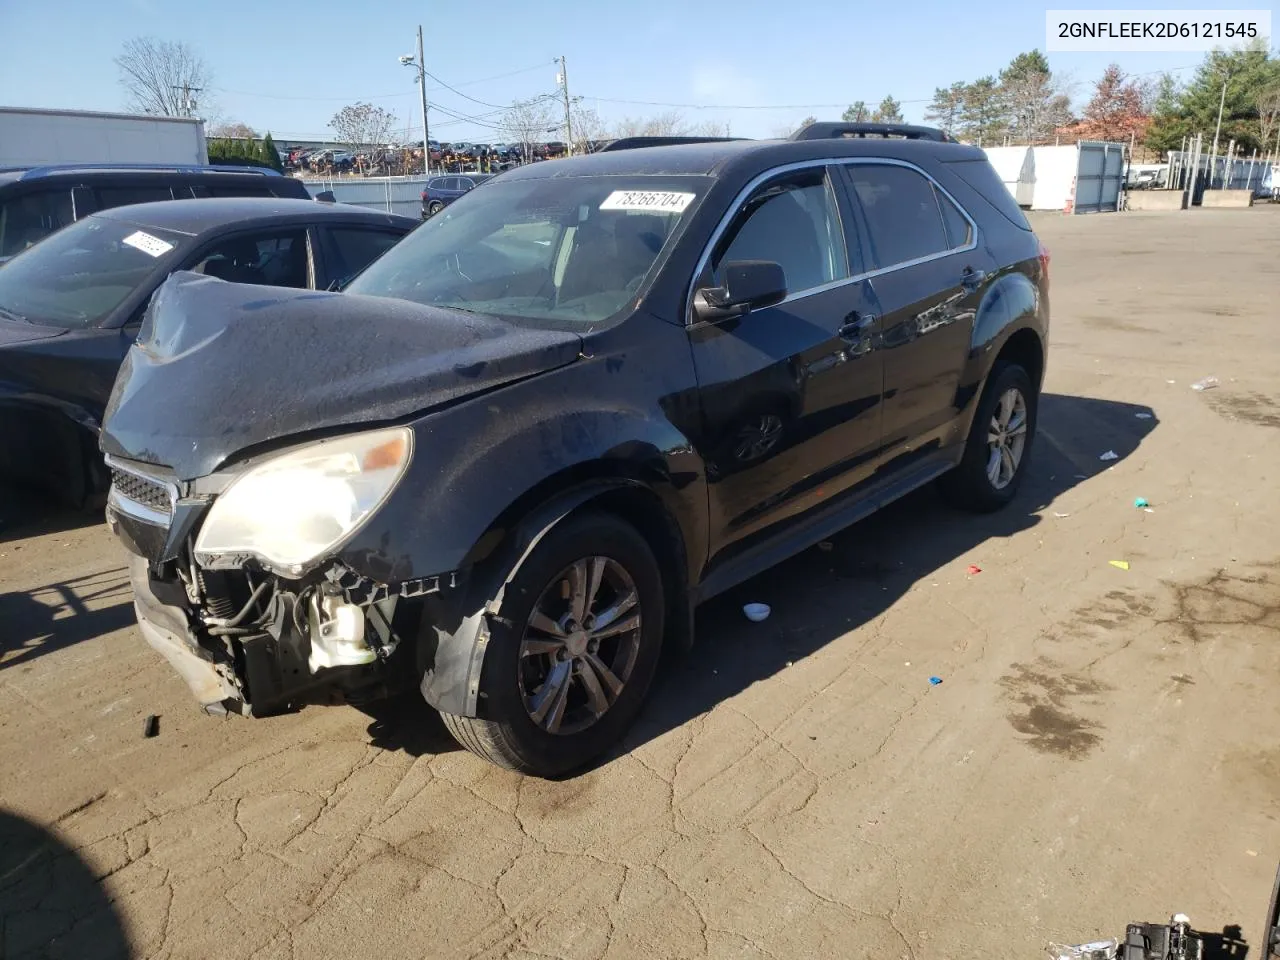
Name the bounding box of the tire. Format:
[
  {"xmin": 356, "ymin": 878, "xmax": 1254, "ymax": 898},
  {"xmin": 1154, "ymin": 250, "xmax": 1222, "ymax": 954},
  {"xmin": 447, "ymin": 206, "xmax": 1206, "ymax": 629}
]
[
  {"xmin": 940, "ymin": 362, "xmax": 1037, "ymax": 512},
  {"xmin": 439, "ymin": 511, "xmax": 665, "ymax": 777},
  {"xmin": 427, "ymin": 200, "xmax": 444, "ymax": 216}
]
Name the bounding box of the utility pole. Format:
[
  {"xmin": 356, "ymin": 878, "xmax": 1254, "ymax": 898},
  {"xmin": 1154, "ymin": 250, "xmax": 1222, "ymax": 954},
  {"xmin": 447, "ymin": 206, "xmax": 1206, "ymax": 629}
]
[
  {"xmin": 1209, "ymin": 75, "xmax": 1228, "ymax": 188},
  {"xmin": 417, "ymin": 26, "xmax": 430, "ymax": 176},
  {"xmin": 557, "ymin": 56, "xmax": 573, "ymax": 156},
  {"xmin": 170, "ymin": 84, "xmax": 202, "ymax": 118}
]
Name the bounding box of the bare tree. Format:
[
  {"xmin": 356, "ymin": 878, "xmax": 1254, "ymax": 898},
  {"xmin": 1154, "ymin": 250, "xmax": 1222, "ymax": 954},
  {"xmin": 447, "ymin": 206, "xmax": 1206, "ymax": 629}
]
[
  {"xmin": 501, "ymin": 97, "xmax": 557, "ymax": 162},
  {"xmin": 569, "ymin": 103, "xmax": 609, "ymax": 153},
  {"xmin": 329, "ymin": 102, "xmax": 398, "ymax": 157},
  {"xmin": 209, "ymin": 122, "xmax": 257, "ymax": 139},
  {"xmin": 612, "ymin": 111, "xmax": 692, "ymax": 138},
  {"xmin": 692, "ymin": 119, "xmax": 732, "ymax": 137},
  {"xmin": 1002, "ymin": 70, "xmax": 1074, "ymax": 144},
  {"xmin": 115, "ymin": 37, "xmax": 214, "ymax": 118}
]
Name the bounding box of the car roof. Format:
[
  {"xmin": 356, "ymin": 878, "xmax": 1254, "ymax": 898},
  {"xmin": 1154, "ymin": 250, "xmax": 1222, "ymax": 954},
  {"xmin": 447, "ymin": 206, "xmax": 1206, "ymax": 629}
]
[
  {"xmin": 92, "ymin": 197, "xmax": 417, "ymax": 236},
  {"xmin": 0, "ymin": 163, "xmax": 283, "ymax": 186},
  {"xmin": 496, "ymin": 136, "xmax": 986, "ymax": 182}
]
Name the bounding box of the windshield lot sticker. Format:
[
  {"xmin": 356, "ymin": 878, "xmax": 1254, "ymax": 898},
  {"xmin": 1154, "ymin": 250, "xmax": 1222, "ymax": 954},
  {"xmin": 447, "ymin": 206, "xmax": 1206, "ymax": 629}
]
[
  {"xmin": 600, "ymin": 191, "xmax": 695, "ymax": 214},
  {"xmin": 122, "ymin": 230, "xmax": 174, "ymax": 258}
]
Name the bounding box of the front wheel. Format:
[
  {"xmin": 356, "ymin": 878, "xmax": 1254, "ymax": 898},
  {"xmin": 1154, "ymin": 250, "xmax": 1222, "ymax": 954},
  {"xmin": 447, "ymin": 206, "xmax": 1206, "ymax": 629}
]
[
  {"xmin": 940, "ymin": 362, "xmax": 1038, "ymax": 512},
  {"xmin": 438, "ymin": 512, "xmax": 665, "ymax": 777}
]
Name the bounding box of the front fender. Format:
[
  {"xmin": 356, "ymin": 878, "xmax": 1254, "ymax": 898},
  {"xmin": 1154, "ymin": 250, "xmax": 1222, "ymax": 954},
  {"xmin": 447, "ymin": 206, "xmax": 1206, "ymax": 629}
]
[{"xmin": 333, "ymin": 318, "xmax": 708, "ymax": 588}]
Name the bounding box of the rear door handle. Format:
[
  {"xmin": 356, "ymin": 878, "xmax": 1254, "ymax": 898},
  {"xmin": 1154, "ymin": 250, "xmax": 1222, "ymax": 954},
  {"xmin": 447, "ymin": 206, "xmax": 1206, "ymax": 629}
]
[
  {"xmin": 961, "ymin": 268, "xmax": 987, "ymax": 291},
  {"xmin": 838, "ymin": 313, "xmax": 877, "ymax": 342}
]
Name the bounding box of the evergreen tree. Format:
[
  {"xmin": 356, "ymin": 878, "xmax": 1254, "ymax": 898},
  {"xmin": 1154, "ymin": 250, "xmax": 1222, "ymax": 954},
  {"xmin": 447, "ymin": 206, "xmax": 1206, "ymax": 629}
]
[{"xmin": 871, "ymin": 96, "xmax": 903, "ymax": 123}]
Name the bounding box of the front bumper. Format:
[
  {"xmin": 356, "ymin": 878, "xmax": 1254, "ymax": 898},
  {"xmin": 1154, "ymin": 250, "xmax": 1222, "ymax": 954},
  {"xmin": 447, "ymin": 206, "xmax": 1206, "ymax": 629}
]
[{"xmin": 129, "ymin": 557, "xmax": 242, "ymax": 710}]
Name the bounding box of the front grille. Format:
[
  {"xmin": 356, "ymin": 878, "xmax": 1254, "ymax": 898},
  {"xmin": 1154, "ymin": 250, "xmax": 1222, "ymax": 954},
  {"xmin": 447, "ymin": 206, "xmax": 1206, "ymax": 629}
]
[{"xmin": 111, "ymin": 468, "xmax": 172, "ymax": 516}]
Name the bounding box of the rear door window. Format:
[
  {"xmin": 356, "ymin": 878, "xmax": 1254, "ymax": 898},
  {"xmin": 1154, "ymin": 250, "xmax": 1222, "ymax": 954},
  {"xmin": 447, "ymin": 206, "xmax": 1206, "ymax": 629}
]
[
  {"xmin": 95, "ymin": 185, "xmax": 175, "ymax": 210},
  {"xmin": 935, "ymin": 188, "xmax": 973, "ymax": 248},
  {"xmin": 188, "ymin": 230, "xmax": 310, "ymax": 288},
  {"xmin": 844, "ymin": 164, "xmax": 951, "ymax": 269},
  {"xmin": 0, "ymin": 188, "xmax": 75, "ymax": 256}
]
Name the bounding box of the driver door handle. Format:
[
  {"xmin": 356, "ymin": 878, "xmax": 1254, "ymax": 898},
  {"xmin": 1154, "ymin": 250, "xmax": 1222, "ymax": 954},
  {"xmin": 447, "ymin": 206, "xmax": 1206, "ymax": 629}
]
[{"xmin": 838, "ymin": 313, "xmax": 877, "ymax": 342}]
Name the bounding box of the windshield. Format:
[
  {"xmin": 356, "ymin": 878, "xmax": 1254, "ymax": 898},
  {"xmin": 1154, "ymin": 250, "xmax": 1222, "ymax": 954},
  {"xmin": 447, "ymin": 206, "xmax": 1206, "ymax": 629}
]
[
  {"xmin": 0, "ymin": 215, "xmax": 185, "ymax": 329},
  {"xmin": 347, "ymin": 175, "xmax": 710, "ymax": 325}
]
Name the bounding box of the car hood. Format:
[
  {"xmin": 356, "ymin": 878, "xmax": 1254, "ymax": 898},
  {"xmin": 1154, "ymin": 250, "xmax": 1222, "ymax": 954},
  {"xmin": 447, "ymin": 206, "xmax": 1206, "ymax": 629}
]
[
  {"xmin": 0, "ymin": 317, "xmax": 68, "ymax": 348},
  {"xmin": 101, "ymin": 272, "xmax": 583, "ymax": 479}
]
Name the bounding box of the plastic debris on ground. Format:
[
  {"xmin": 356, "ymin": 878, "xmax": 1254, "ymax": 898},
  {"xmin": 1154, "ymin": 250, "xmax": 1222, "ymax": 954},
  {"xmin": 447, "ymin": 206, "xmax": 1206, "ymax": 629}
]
[
  {"xmin": 742, "ymin": 602, "xmax": 771, "ymax": 622},
  {"xmin": 929, "ymin": 676, "xmax": 943, "ymax": 685},
  {"xmin": 1099, "ymin": 450, "xmax": 1119, "ymax": 461},
  {"xmin": 967, "ymin": 564, "xmax": 982, "ymax": 575},
  {"xmin": 143, "ymin": 715, "xmax": 160, "ymax": 738},
  {"xmin": 1109, "ymin": 560, "xmax": 1130, "ymax": 571},
  {"xmin": 1053, "ymin": 512, "xmax": 1071, "ymax": 518},
  {"xmin": 1045, "ymin": 939, "xmax": 1118, "ymax": 960},
  {"xmin": 1191, "ymin": 376, "xmax": 1219, "ymax": 391},
  {"xmin": 1134, "ymin": 497, "xmax": 1150, "ymax": 508}
]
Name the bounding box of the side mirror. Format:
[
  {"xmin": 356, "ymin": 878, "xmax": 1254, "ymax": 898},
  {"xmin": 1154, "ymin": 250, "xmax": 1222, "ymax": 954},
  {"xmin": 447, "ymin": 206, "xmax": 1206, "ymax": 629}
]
[
  {"xmin": 694, "ymin": 260, "xmax": 787, "ymax": 322},
  {"xmin": 315, "ymin": 191, "xmax": 336, "ymax": 204}
]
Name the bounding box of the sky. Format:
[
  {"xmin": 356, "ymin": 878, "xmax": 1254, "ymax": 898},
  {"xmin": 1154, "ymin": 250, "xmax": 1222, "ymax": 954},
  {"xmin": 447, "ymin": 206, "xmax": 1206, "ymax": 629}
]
[{"xmin": 0, "ymin": 0, "xmax": 1255, "ymax": 144}]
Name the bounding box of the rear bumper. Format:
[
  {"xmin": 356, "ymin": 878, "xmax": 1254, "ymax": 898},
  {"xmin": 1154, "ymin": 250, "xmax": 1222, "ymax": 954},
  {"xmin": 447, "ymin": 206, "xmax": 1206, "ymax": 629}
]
[{"xmin": 129, "ymin": 557, "xmax": 241, "ymax": 709}]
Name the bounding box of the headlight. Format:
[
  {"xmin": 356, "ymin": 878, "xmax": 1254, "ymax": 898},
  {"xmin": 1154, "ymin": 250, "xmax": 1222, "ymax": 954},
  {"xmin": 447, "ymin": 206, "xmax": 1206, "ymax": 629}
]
[{"xmin": 193, "ymin": 426, "xmax": 413, "ymax": 576}]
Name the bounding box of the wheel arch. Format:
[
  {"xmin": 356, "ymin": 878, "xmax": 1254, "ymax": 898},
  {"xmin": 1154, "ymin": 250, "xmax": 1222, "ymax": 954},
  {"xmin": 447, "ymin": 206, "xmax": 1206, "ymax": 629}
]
[{"xmin": 419, "ymin": 465, "xmax": 695, "ymax": 719}]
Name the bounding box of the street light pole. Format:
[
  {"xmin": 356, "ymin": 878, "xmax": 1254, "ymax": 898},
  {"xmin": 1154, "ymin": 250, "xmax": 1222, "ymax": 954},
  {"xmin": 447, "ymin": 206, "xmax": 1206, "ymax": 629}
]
[{"xmin": 417, "ymin": 26, "xmax": 430, "ymax": 176}]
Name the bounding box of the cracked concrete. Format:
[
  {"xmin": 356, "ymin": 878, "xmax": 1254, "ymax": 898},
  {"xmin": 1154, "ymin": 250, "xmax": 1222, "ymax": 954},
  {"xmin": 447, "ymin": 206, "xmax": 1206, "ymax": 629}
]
[{"xmin": 3, "ymin": 208, "xmax": 1280, "ymax": 958}]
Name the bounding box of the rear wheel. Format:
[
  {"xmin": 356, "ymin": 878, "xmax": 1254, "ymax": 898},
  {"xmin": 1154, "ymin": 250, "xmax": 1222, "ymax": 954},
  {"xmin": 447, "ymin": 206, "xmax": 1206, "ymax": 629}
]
[
  {"xmin": 940, "ymin": 362, "xmax": 1037, "ymax": 512},
  {"xmin": 439, "ymin": 512, "xmax": 665, "ymax": 777},
  {"xmin": 427, "ymin": 200, "xmax": 444, "ymax": 216}
]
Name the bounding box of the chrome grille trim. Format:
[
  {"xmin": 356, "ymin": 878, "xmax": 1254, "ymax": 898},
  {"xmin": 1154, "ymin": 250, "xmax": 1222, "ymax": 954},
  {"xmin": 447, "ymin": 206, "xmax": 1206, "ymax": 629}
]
[{"xmin": 105, "ymin": 455, "xmax": 179, "ymax": 525}]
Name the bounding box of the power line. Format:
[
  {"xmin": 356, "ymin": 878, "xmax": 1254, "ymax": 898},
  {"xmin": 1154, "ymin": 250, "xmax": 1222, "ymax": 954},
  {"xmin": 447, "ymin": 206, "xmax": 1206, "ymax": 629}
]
[{"xmin": 211, "ymin": 63, "xmax": 553, "ymax": 104}]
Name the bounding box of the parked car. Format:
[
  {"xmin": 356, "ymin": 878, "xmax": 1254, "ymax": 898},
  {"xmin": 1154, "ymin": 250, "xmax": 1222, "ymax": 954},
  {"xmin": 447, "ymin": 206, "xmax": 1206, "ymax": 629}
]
[
  {"xmin": 0, "ymin": 163, "xmax": 311, "ymax": 261},
  {"xmin": 102, "ymin": 123, "xmax": 1049, "ymax": 777},
  {"xmin": 420, "ymin": 174, "xmax": 493, "ymax": 217},
  {"xmin": 0, "ymin": 198, "xmax": 414, "ymax": 505}
]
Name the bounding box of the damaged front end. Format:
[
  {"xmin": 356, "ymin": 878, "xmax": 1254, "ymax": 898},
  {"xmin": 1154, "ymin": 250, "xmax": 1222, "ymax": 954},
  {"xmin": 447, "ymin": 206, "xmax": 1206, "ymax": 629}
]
[{"xmin": 106, "ymin": 431, "xmax": 449, "ymax": 716}]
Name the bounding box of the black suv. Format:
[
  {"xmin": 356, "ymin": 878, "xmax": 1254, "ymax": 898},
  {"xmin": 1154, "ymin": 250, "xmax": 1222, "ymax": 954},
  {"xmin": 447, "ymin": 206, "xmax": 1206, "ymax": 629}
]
[
  {"xmin": 0, "ymin": 163, "xmax": 312, "ymax": 260},
  {"xmin": 103, "ymin": 123, "xmax": 1049, "ymax": 777}
]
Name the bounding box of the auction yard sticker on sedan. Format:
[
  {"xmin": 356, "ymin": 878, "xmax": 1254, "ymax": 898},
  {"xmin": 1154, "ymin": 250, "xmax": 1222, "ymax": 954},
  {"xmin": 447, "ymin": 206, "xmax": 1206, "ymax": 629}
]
[
  {"xmin": 600, "ymin": 191, "xmax": 695, "ymax": 213},
  {"xmin": 122, "ymin": 230, "xmax": 174, "ymax": 258}
]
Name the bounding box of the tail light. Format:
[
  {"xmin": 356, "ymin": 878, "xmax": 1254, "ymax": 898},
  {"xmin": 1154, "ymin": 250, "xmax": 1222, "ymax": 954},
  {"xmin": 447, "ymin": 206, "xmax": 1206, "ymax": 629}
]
[{"xmin": 1037, "ymin": 240, "xmax": 1050, "ymax": 289}]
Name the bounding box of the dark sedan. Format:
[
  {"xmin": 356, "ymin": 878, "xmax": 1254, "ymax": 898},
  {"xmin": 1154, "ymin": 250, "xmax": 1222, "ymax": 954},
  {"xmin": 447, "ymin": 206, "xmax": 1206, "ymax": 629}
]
[{"xmin": 0, "ymin": 197, "xmax": 415, "ymax": 505}]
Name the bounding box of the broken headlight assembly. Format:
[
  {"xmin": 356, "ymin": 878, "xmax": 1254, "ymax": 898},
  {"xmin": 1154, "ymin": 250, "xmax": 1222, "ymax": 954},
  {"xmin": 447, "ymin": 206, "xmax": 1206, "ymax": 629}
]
[{"xmin": 193, "ymin": 426, "xmax": 413, "ymax": 577}]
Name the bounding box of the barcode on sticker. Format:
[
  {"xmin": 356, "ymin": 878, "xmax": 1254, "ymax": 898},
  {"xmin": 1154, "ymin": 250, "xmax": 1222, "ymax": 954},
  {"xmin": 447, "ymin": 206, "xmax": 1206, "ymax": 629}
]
[
  {"xmin": 122, "ymin": 230, "xmax": 174, "ymax": 258},
  {"xmin": 600, "ymin": 191, "xmax": 695, "ymax": 214}
]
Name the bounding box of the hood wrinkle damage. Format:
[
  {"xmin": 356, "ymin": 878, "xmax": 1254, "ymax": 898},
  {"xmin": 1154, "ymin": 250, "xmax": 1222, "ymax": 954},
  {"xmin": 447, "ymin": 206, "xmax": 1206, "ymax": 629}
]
[{"xmin": 101, "ymin": 272, "xmax": 583, "ymax": 479}]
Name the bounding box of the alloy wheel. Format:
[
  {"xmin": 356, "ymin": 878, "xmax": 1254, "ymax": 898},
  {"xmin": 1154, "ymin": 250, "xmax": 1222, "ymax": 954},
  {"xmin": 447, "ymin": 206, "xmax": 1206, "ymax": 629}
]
[
  {"xmin": 518, "ymin": 557, "xmax": 642, "ymax": 736},
  {"xmin": 986, "ymin": 387, "xmax": 1028, "ymax": 490}
]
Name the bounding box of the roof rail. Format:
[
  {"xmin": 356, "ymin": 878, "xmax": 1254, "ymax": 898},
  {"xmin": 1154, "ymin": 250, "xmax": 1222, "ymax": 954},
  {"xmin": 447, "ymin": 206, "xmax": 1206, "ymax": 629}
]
[
  {"xmin": 0, "ymin": 162, "xmax": 283, "ymax": 180},
  {"xmin": 599, "ymin": 136, "xmax": 745, "ymax": 152},
  {"xmin": 790, "ymin": 122, "xmax": 953, "ymax": 143}
]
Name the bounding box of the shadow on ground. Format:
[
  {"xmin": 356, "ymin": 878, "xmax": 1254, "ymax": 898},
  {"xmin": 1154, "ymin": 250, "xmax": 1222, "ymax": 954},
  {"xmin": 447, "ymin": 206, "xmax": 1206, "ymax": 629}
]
[
  {"xmin": 0, "ymin": 483, "xmax": 102, "ymax": 546},
  {"xmin": 623, "ymin": 392, "xmax": 1159, "ymax": 762},
  {"xmin": 0, "ymin": 569, "xmax": 133, "ymax": 670},
  {"xmin": 0, "ymin": 807, "xmax": 132, "ymax": 960},
  {"xmin": 1198, "ymin": 924, "xmax": 1249, "ymax": 959}
]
